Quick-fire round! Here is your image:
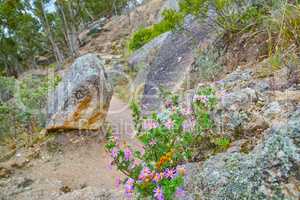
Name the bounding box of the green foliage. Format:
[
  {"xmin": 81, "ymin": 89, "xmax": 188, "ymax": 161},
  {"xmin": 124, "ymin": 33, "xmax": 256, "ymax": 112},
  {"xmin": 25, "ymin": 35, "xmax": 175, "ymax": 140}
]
[
  {"xmin": 106, "ymin": 86, "xmax": 217, "ymax": 199},
  {"xmin": 179, "ymin": 0, "xmax": 209, "ymax": 16},
  {"xmin": 0, "ymin": 76, "xmax": 15, "ymax": 102},
  {"xmin": 130, "ymin": 101, "xmax": 142, "ymax": 133},
  {"xmin": 128, "ymin": 28, "xmax": 155, "ymax": 51},
  {"xmin": 128, "ymin": 9, "xmax": 184, "ymax": 51},
  {"xmin": 213, "ymin": 136, "xmax": 231, "ymax": 152},
  {"xmin": 0, "ymin": 75, "xmax": 61, "ymax": 141},
  {"xmin": 182, "ymin": 0, "xmax": 300, "ymax": 63}
]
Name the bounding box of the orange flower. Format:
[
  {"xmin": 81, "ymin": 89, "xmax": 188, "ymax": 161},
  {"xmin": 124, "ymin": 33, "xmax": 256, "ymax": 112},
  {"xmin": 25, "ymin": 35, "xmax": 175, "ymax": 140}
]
[{"xmin": 155, "ymin": 151, "xmax": 173, "ymax": 169}]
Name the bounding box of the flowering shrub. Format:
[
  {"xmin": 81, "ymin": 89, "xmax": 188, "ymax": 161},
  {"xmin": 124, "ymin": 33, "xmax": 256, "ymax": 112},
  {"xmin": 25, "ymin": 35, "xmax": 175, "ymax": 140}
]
[{"xmin": 105, "ymin": 86, "xmax": 217, "ymax": 199}]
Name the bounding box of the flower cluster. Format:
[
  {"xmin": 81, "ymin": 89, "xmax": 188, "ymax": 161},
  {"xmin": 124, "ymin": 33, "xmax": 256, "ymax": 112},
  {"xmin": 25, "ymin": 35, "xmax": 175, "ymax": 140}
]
[
  {"xmin": 143, "ymin": 119, "xmax": 159, "ymax": 130},
  {"xmin": 137, "ymin": 166, "xmax": 186, "ymax": 200},
  {"xmin": 105, "ymin": 86, "xmax": 216, "ymax": 200}
]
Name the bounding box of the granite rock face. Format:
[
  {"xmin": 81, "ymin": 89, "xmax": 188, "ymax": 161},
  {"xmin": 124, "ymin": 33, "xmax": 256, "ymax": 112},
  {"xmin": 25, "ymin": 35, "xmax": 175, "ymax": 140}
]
[
  {"xmin": 183, "ymin": 110, "xmax": 300, "ymax": 200},
  {"xmin": 128, "ymin": 31, "xmax": 171, "ymax": 71},
  {"xmin": 141, "ymin": 15, "xmax": 216, "ymax": 113},
  {"xmin": 46, "ymin": 54, "xmax": 113, "ymax": 131}
]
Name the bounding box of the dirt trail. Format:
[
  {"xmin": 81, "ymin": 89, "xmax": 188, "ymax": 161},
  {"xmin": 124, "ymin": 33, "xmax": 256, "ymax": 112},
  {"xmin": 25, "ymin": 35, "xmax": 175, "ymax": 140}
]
[{"xmin": 0, "ymin": 96, "xmax": 136, "ymax": 199}]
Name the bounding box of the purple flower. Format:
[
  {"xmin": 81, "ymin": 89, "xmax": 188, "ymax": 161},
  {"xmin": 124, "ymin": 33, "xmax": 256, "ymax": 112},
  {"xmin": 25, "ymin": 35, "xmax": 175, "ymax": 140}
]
[
  {"xmin": 138, "ymin": 167, "xmax": 152, "ymax": 181},
  {"xmin": 143, "ymin": 119, "xmax": 159, "ymax": 130},
  {"xmin": 111, "ymin": 148, "xmax": 119, "ymax": 159},
  {"xmin": 182, "ymin": 117, "xmax": 196, "ymax": 132},
  {"xmin": 124, "ymin": 148, "xmax": 133, "ymax": 161},
  {"xmin": 164, "ymin": 168, "xmax": 176, "ymax": 179},
  {"xmin": 164, "ymin": 99, "xmax": 173, "ymax": 108},
  {"xmin": 193, "ymin": 95, "xmax": 209, "ymax": 104},
  {"xmin": 154, "ymin": 186, "xmax": 164, "ymax": 200},
  {"xmin": 152, "ymin": 173, "xmax": 162, "ymax": 183},
  {"xmin": 164, "ymin": 119, "xmax": 174, "ymax": 129},
  {"xmin": 175, "ymin": 187, "xmax": 185, "ymax": 198},
  {"xmin": 125, "ymin": 178, "xmax": 135, "ymax": 198}
]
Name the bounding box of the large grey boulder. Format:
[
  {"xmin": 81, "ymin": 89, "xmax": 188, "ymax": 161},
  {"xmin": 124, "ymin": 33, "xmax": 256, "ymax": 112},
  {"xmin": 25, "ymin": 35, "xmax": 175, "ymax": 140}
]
[
  {"xmin": 141, "ymin": 15, "xmax": 216, "ymax": 113},
  {"xmin": 47, "ymin": 54, "xmax": 113, "ymax": 131},
  {"xmin": 128, "ymin": 31, "xmax": 171, "ymax": 71},
  {"xmin": 183, "ymin": 110, "xmax": 300, "ymax": 200}
]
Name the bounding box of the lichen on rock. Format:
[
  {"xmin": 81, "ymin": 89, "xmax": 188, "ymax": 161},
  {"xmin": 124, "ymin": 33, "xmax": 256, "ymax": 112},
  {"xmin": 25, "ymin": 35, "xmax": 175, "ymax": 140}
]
[{"xmin": 183, "ymin": 110, "xmax": 300, "ymax": 200}]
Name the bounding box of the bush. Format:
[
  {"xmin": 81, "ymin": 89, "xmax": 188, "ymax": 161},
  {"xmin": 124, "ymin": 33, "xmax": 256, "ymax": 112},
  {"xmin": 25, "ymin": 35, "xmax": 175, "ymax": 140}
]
[
  {"xmin": 0, "ymin": 76, "xmax": 16, "ymax": 102},
  {"xmin": 182, "ymin": 0, "xmax": 300, "ymax": 61},
  {"xmin": 0, "ymin": 75, "xmax": 61, "ymax": 142},
  {"xmin": 128, "ymin": 9, "xmax": 183, "ymax": 51},
  {"xmin": 106, "ymin": 85, "xmax": 217, "ymax": 199},
  {"xmin": 179, "ymin": 0, "xmax": 209, "ymax": 16}
]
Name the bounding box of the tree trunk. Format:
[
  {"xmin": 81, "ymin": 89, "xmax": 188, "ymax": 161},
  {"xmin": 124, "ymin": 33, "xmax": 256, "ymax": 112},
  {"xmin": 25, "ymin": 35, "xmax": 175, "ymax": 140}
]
[
  {"xmin": 40, "ymin": 1, "xmax": 64, "ymax": 70},
  {"xmin": 67, "ymin": 1, "xmax": 79, "ymax": 58},
  {"xmin": 56, "ymin": 1, "xmax": 79, "ymax": 59}
]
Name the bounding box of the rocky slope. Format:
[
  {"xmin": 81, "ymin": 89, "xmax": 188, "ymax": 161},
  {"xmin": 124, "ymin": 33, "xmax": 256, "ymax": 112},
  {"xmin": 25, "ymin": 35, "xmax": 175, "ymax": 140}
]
[
  {"xmin": 181, "ymin": 66, "xmax": 300, "ymax": 200},
  {"xmin": 0, "ymin": 0, "xmax": 299, "ymax": 200}
]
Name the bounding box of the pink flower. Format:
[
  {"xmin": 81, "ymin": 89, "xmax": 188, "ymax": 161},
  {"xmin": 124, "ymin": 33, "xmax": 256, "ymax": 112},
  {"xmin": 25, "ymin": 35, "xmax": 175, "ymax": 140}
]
[
  {"xmin": 164, "ymin": 168, "xmax": 176, "ymax": 179},
  {"xmin": 143, "ymin": 119, "xmax": 159, "ymax": 130},
  {"xmin": 193, "ymin": 95, "xmax": 209, "ymax": 104},
  {"xmin": 154, "ymin": 186, "xmax": 164, "ymax": 200},
  {"xmin": 111, "ymin": 148, "xmax": 119, "ymax": 159},
  {"xmin": 139, "ymin": 167, "xmax": 152, "ymax": 181},
  {"xmin": 164, "ymin": 119, "xmax": 174, "ymax": 129},
  {"xmin": 164, "ymin": 99, "xmax": 173, "ymax": 108},
  {"xmin": 149, "ymin": 139, "xmax": 157, "ymax": 146},
  {"xmin": 115, "ymin": 177, "xmax": 121, "ymax": 188},
  {"xmin": 124, "ymin": 148, "xmax": 133, "ymax": 161},
  {"xmin": 182, "ymin": 117, "xmax": 196, "ymax": 132}
]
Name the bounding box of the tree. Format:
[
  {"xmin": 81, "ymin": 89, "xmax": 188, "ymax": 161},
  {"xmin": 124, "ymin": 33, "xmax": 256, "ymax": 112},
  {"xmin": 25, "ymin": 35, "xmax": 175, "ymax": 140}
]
[
  {"xmin": 0, "ymin": 0, "xmax": 43, "ymax": 76},
  {"xmin": 34, "ymin": 0, "xmax": 64, "ymax": 70}
]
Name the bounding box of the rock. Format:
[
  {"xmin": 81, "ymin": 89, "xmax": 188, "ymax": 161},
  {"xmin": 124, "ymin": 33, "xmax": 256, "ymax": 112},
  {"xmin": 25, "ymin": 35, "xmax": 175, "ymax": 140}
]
[
  {"xmin": 47, "ymin": 54, "xmax": 113, "ymax": 131},
  {"xmin": 263, "ymin": 101, "xmax": 282, "ymax": 121},
  {"xmin": 57, "ymin": 187, "xmax": 122, "ymax": 200},
  {"xmin": 79, "ymin": 18, "xmax": 107, "ymax": 46},
  {"xmin": 213, "ymin": 88, "xmax": 258, "ymax": 136},
  {"xmin": 0, "ymin": 167, "xmax": 12, "ymax": 178},
  {"xmin": 141, "ymin": 15, "xmax": 216, "ymax": 113},
  {"xmin": 220, "ymin": 88, "xmax": 257, "ymax": 110},
  {"xmin": 128, "ymin": 31, "xmax": 170, "ymax": 71},
  {"xmin": 0, "ymin": 177, "xmax": 34, "ymax": 199},
  {"xmin": 60, "ymin": 185, "xmax": 72, "ymax": 193},
  {"xmin": 107, "ymin": 63, "xmax": 126, "ymax": 87},
  {"xmin": 183, "ymin": 110, "xmax": 300, "ymax": 200},
  {"xmin": 0, "ymin": 176, "xmax": 64, "ymax": 200}
]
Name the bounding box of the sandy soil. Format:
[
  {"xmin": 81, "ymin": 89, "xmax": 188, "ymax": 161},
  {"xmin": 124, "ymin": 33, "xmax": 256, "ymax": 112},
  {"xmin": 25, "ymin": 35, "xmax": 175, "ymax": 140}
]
[{"xmin": 0, "ymin": 96, "xmax": 137, "ymax": 200}]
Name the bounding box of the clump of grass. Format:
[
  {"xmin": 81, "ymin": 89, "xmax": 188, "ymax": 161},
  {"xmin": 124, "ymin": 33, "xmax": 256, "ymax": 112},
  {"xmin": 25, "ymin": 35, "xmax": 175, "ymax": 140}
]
[
  {"xmin": 213, "ymin": 136, "xmax": 231, "ymax": 153},
  {"xmin": 128, "ymin": 9, "xmax": 184, "ymax": 51}
]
